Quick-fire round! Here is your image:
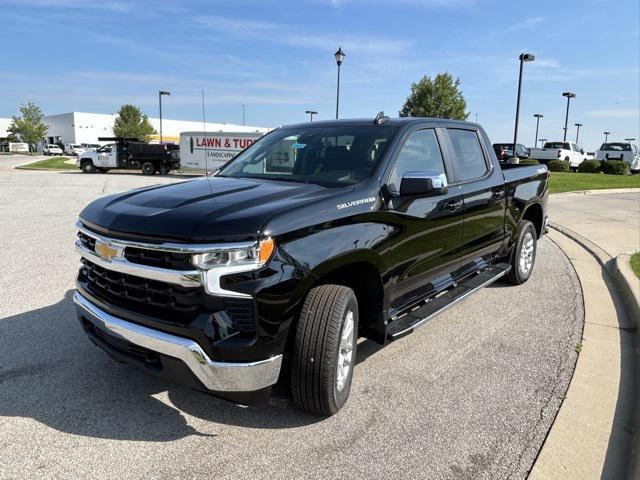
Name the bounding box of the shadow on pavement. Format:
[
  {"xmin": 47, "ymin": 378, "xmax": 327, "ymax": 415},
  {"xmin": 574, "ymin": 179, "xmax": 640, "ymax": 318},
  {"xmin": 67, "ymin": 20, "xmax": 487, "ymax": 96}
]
[
  {"xmin": 0, "ymin": 291, "xmax": 328, "ymax": 442},
  {"xmin": 600, "ymin": 262, "xmax": 639, "ymax": 480}
]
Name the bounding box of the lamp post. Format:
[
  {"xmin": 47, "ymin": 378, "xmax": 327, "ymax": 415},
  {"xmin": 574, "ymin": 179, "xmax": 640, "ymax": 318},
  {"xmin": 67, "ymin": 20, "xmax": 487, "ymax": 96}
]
[
  {"xmin": 604, "ymin": 131, "xmax": 610, "ymax": 143},
  {"xmin": 305, "ymin": 110, "xmax": 318, "ymax": 121},
  {"xmin": 562, "ymin": 92, "xmax": 576, "ymax": 141},
  {"xmin": 625, "ymin": 137, "xmax": 636, "ymax": 143},
  {"xmin": 539, "ymin": 138, "xmax": 547, "ymax": 147},
  {"xmin": 158, "ymin": 90, "xmax": 170, "ymax": 143},
  {"xmin": 574, "ymin": 123, "xmax": 583, "ymax": 143},
  {"xmin": 334, "ymin": 47, "xmax": 345, "ymax": 119},
  {"xmin": 533, "ymin": 113, "xmax": 543, "ymax": 146},
  {"xmin": 242, "ymin": 104, "xmax": 246, "ymax": 126},
  {"xmin": 512, "ymin": 53, "xmax": 535, "ymax": 159}
]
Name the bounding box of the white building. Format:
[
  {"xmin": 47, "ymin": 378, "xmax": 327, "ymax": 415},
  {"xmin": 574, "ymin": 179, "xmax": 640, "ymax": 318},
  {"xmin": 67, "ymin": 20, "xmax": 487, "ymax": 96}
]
[
  {"xmin": 42, "ymin": 112, "xmax": 268, "ymax": 145},
  {"xmin": 0, "ymin": 117, "xmax": 11, "ymax": 139}
]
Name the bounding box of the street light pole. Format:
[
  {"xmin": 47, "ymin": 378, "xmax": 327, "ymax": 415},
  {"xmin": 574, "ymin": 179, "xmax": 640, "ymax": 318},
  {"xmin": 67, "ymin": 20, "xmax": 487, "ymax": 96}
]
[
  {"xmin": 305, "ymin": 110, "xmax": 318, "ymax": 121},
  {"xmin": 574, "ymin": 123, "xmax": 583, "ymax": 143},
  {"xmin": 513, "ymin": 53, "xmax": 535, "ymax": 159},
  {"xmin": 242, "ymin": 104, "xmax": 246, "ymax": 126},
  {"xmin": 539, "ymin": 138, "xmax": 547, "ymax": 147},
  {"xmin": 158, "ymin": 90, "xmax": 170, "ymax": 143},
  {"xmin": 625, "ymin": 137, "xmax": 635, "ymax": 143},
  {"xmin": 334, "ymin": 47, "xmax": 345, "ymax": 120},
  {"xmin": 533, "ymin": 113, "xmax": 543, "ymax": 147},
  {"xmin": 562, "ymin": 92, "xmax": 576, "ymax": 141},
  {"xmin": 604, "ymin": 131, "xmax": 610, "ymax": 143}
]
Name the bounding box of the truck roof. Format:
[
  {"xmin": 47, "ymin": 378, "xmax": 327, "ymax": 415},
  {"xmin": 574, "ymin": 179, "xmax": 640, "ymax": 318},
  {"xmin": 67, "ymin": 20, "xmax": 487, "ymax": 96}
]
[{"xmin": 280, "ymin": 117, "xmax": 479, "ymax": 129}]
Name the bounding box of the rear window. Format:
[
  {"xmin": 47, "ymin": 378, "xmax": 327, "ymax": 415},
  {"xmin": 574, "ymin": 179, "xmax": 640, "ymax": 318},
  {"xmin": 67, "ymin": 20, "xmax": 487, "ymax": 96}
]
[
  {"xmin": 544, "ymin": 142, "xmax": 570, "ymax": 149},
  {"xmin": 600, "ymin": 143, "xmax": 631, "ymax": 151},
  {"xmin": 448, "ymin": 129, "xmax": 488, "ymax": 181}
]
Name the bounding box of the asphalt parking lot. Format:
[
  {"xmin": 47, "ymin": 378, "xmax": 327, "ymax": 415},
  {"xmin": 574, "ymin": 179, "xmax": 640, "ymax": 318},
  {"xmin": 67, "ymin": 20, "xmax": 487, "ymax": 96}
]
[{"xmin": 0, "ymin": 167, "xmax": 584, "ymax": 480}]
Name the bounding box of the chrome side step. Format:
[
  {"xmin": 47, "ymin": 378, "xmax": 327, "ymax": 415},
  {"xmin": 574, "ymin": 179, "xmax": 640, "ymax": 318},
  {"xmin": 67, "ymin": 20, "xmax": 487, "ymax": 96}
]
[{"xmin": 386, "ymin": 263, "xmax": 511, "ymax": 341}]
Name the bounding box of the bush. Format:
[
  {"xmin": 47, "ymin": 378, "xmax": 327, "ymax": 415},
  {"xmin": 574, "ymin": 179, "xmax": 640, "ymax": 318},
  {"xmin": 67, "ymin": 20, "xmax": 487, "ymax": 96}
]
[
  {"xmin": 578, "ymin": 160, "xmax": 602, "ymax": 173},
  {"xmin": 518, "ymin": 158, "xmax": 539, "ymax": 165},
  {"xmin": 601, "ymin": 160, "xmax": 630, "ymax": 175},
  {"xmin": 548, "ymin": 160, "xmax": 570, "ymax": 172}
]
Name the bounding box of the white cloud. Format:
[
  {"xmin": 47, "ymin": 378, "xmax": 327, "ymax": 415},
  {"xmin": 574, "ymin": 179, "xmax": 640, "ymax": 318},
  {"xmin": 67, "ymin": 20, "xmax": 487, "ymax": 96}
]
[
  {"xmin": 586, "ymin": 109, "xmax": 639, "ymax": 119},
  {"xmin": 317, "ymin": 0, "xmax": 473, "ymax": 7},
  {"xmin": 192, "ymin": 15, "xmax": 411, "ymax": 55}
]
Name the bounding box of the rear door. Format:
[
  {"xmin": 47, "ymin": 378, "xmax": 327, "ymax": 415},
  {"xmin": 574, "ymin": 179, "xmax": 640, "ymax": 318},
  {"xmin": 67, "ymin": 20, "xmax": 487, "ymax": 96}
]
[
  {"xmin": 384, "ymin": 126, "xmax": 465, "ymax": 312},
  {"xmin": 444, "ymin": 127, "xmax": 506, "ymax": 270}
]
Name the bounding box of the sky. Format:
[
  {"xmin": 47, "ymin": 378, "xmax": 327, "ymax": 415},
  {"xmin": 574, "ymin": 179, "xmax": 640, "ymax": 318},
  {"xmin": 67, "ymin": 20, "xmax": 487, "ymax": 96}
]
[{"xmin": 1, "ymin": 0, "xmax": 638, "ymax": 151}]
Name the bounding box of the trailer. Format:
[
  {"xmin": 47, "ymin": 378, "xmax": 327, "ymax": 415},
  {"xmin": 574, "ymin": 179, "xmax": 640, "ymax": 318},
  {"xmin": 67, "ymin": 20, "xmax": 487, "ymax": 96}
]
[{"xmin": 179, "ymin": 131, "xmax": 265, "ymax": 171}]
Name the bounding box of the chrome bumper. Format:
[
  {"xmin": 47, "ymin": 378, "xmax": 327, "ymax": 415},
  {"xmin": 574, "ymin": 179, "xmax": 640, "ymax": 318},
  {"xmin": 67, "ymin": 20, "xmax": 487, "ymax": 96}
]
[{"xmin": 73, "ymin": 291, "xmax": 282, "ymax": 392}]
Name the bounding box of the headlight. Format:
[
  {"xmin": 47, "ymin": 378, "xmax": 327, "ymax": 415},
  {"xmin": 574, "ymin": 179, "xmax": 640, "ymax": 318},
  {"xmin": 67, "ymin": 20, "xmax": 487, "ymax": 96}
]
[{"xmin": 191, "ymin": 238, "xmax": 275, "ymax": 270}]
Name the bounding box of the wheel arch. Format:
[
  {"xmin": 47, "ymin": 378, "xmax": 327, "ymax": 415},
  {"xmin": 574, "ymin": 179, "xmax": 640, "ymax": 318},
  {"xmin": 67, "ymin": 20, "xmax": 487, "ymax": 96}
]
[{"xmin": 521, "ymin": 202, "xmax": 544, "ymax": 238}]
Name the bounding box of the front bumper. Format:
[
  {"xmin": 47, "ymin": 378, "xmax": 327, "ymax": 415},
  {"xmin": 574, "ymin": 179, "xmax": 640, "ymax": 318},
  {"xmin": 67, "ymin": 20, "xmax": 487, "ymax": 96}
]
[{"xmin": 73, "ymin": 291, "xmax": 283, "ymax": 393}]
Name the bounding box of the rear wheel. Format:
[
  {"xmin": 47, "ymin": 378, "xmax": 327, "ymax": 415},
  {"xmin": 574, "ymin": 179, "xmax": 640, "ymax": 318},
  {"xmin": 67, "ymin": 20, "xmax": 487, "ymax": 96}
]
[
  {"xmin": 81, "ymin": 160, "xmax": 96, "ymax": 174},
  {"xmin": 505, "ymin": 220, "xmax": 537, "ymax": 285},
  {"xmin": 141, "ymin": 162, "xmax": 155, "ymax": 175},
  {"xmin": 291, "ymin": 284, "xmax": 358, "ymax": 416}
]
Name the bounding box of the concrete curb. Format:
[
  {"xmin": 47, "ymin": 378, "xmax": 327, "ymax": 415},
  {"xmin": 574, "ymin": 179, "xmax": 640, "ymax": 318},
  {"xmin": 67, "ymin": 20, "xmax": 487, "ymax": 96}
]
[
  {"xmin": 613, "ymin": 254, "xmax": 640, "ymax": 333},
  {"xmin": 529, "ymin": 225, "xmax": 638, "ymax": 479},
  {"xmin": 551, "ymin": 187, "xmax": 640, "ymax": 197}
]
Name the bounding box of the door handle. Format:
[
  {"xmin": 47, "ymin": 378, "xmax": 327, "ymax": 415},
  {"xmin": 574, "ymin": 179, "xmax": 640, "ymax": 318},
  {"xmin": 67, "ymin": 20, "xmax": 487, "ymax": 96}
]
[
  {"xmin": 491, "ymin": 190, "xmax": 505, "ymax": 200},
  {"xmin": 444, "ymin": 200, "xmax": 462, "ymax": 211}
]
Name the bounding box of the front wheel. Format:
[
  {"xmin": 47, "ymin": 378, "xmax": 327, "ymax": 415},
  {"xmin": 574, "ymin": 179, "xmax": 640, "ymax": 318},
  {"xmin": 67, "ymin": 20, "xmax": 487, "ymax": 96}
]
[
  {"xmin": 505, "ymin": 220, "xmax": 537, "ymax": 285},
  {"xmin": 81, "ymin": 160, "xmax": 96, "ymax": 173},
  {"xmin": 291, "ymin": 284, "xmax": 358, "ymax": 416}
]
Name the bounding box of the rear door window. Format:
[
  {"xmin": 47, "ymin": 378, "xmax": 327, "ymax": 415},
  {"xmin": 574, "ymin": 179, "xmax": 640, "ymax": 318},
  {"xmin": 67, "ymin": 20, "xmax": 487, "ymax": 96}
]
[{"xmin": 447, "ymin": 129, "xmax": 488, "ymax": 182}]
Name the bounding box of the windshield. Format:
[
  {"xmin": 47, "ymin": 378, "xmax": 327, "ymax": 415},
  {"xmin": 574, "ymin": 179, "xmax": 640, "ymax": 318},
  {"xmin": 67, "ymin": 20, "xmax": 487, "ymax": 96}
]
[
  {"xmin": 600, "ymin": 143, "xmax": 631, "ymax": 151},
  {"xmin": 97, "ymin": 143, "xmax": 114, "ymax": 153},
  {"xmin": 218, "ymin": 125, "xmax": 397, "ymax": 187},
  {"xmin": 544, "ymin": 142, "xmax": 570, "ymax": 149}
]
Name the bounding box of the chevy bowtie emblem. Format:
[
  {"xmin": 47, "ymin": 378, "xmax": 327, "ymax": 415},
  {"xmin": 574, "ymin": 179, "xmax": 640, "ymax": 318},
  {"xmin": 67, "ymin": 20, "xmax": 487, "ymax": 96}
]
[{"xmin": 95, "ymin": 241, "xmax": 119, "ymax": 261}]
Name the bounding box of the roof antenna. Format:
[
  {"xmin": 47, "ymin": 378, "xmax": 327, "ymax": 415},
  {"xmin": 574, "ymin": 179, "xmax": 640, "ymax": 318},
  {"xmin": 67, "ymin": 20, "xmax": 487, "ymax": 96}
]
[
  {"xmin": 374, "ymin": 111, "xmax": 389, "ymax": 125},
  {"xmin": 202, "ymin": 89, "xmax": 214, "ymax": 193}
]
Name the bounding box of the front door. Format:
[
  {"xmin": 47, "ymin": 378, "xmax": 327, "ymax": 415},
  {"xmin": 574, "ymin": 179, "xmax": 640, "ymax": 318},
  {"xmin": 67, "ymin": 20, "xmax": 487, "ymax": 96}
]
[
  {"xmin": 384, "ymin": 127, "xmax": 465, "ymax": 314},
  {"xmin": 95, "ymin": 144, "xmax": 117, "ymax": 167}
]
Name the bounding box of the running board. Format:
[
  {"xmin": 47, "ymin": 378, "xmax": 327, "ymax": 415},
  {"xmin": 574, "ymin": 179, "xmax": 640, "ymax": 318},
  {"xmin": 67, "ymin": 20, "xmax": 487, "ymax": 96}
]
[{"xmin": 386, "ymin": 263, "xmax": 511, "ymax": 341}]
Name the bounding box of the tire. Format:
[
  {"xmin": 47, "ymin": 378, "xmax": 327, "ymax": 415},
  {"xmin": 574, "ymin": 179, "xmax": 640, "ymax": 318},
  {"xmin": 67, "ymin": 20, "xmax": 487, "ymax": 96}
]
[
  {"xmin": 81, "ymin": 160, "xmax": 96, "ymax": 174},
  {"xmin": 505, "ymin": 220, "xmax": 537, "ymax": 285},
  {"xmin": 291, "ymin": 284, "xmax": 358, "ymax": 416},
  {"xmin": 141, "ymin": 162, "xmax": 155, "ymax": 175}
]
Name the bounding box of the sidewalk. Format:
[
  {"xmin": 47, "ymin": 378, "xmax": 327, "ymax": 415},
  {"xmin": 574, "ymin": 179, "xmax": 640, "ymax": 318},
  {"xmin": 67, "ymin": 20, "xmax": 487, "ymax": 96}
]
[
  {"xmin": 531, "ymin": 189, "xmax": 640, "ymax": 479},
  {"xmin": 548, "ymin": 190, "xmax": 640, "ymax": 257}
]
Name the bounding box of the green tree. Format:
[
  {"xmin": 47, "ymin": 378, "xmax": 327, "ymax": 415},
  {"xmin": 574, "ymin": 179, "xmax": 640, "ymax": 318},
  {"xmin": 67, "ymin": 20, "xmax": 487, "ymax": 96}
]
[
  {"xmin": 399, "ymin": 72, "xmax": 468, "ymax": 120},
  {"xmin": 112, "ymin": 104, "xmax": 156, "ymax": 141},
  {"xmin": 8, "ymin": 102, "xmax": 48, "ymax": 151}
]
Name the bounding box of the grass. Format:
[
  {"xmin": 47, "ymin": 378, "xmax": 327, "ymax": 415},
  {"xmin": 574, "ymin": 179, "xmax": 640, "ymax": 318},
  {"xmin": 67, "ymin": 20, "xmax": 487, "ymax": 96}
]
[
  {"xmin": 19, "ymin": 156, "xmax": 76, "ymax": 170},
  {"xmin": 631, "ymin": 252, "xmax": 640, "ymax": 279},
  {"xmin": 549, "ymin": 172, "xmax": 640, "ymax": 194}
]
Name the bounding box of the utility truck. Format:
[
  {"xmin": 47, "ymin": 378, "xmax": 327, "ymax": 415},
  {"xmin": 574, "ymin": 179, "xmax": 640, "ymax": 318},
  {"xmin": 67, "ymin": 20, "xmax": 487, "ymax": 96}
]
[{"xmin": 77, "ymin": 137, "xmax": 180, "ymax": 175}]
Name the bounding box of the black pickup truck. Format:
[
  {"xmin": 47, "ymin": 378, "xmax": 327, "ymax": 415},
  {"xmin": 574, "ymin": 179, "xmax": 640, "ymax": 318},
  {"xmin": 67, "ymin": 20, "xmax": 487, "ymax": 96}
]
[{"xmin": 73, "ymin": 116, "xmax": 549, "ymax": 415}]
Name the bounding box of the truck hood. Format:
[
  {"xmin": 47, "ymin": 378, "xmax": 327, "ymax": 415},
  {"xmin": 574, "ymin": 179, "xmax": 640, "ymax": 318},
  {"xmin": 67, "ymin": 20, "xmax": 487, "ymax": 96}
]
[{"xmin": 79, "ymin": 176, "xmax": 345, "ymax": 242}]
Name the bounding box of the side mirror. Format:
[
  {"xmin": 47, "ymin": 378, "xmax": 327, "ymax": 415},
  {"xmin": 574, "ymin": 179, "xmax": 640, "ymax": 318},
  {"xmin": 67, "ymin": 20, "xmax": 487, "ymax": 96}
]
[
  {"xmin": 399, "ymin": 171, "xmax": 448, "ymax": 197},
  {"xmin": 580, "ymin": 148, "xmax": 585, "ymax": 154}
]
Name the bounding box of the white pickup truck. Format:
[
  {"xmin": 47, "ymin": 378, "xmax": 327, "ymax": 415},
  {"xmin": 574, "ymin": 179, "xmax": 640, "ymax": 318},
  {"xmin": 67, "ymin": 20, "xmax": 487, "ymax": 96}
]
[
  {"xmin": 529, "ymin": 141, "xmax": 588, "ymax": 169},
  {"xmin": 596, "ymin": 142, "xmax": 640, "ymax": 173}
]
